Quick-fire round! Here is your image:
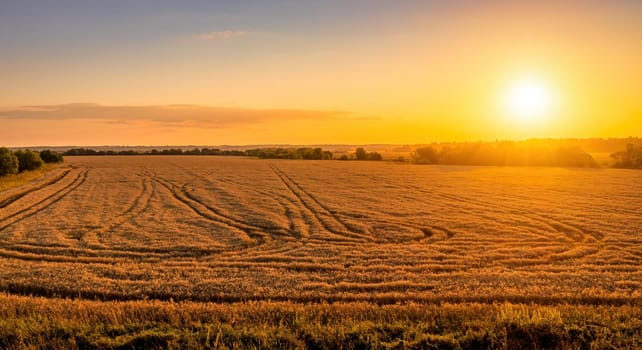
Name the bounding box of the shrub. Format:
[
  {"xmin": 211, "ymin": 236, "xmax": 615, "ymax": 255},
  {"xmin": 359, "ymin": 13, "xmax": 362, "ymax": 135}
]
[
  {"xmin": 366, "ymin": 151, "xmax": 382, "ymax": 161},
  {"xmin": 411, "ymin": 146, "xmax": 439, "ymax": 164},
  {"xmin": 14, "ymin": 150, "xmax": 43, "ymax": 172},
  {"xmin": 0, "ymin": 147, "xmax": 19, "ymax": 176},
  {"xmin": 353, "ymin": 148, "xmax": 382, "ymax": 161},
  {"xmin": 39, "ymin": 149, "xmax": 64, "ymax": 163}
]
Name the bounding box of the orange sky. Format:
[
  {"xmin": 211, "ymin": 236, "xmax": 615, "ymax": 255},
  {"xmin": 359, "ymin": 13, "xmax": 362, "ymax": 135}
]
[{"xmin": 1, "ymin": 1, "xmax": 641, "ymax": 146}]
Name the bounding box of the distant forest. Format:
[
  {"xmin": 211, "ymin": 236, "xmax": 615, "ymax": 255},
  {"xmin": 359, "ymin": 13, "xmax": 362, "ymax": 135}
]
[
  {"xmin": 8, "ymin": 138, "xmax": 641, "ymax": 169},
  {"xmin": 410, "ymin": 143, "xmax": 597, "ymax": 167},
  {"xmin": 62, "ymin": 147, "xmax": 383, "ymax": 161},
  {"xmin": 408, "ymin": 139, "xmax": 642, "ymax": 168}
]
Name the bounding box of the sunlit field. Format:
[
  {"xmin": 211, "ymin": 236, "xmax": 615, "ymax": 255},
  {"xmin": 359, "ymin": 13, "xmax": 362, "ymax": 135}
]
[
  {"xmin": 1, "ymin": 156, "xmax": 640, "ymax": 302},
  {"xmin": 0, "ymin": 156, "xmax": 641, "ymax": 347}
]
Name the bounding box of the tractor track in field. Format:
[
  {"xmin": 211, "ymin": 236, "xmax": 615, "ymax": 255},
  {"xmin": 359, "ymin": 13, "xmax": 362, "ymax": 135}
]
[
  {"xmin": 87, "ymin": 173, "xmax": 157, "ymax": 247},
  {"xmin": 150, "ymin": 173, "xmax": 276, "ymax": 244},
  {"xmin": 0, "ymin": 168, "xmax": 72, "ymax": 209},
  {"xmin": 268, "ymin": 163, "xmax": 373, "ymax": 243},
  {"xmin": 0, "ymin": 169, "xmax": 88, "ymax": 234},
  {"xmin": 188, "ymin": 168, "xmax": 310, "ymax": 241},
  {"xmin": 381, "ymin": 177, "xmax": 602, "ymax": 258}
]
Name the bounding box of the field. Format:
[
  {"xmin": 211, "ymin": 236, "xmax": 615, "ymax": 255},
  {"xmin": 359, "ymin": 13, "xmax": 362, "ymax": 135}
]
[{"xmin": 1, "ymin": 156, "xmax": 641, "ymax": 348}]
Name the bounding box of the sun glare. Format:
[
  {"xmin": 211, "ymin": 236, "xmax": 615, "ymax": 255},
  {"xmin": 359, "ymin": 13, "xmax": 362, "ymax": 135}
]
[{"xmin": 503, "ymin": 78, "xmax": 555, "ymax": 124}]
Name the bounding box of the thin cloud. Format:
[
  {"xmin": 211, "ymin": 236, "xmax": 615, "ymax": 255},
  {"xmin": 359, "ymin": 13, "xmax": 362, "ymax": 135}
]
[
  {"xmin": 0, "ymin": 103, "xmax": 355, "ymax": 129},
  {"xmin": 192, "ymin": 30, "xmax": 251, "ymax": 41}
]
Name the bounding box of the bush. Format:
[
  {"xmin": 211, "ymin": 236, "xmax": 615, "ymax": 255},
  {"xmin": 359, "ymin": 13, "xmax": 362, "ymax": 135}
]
[
  {"xmin": 0, "ymin": 147, "xmax": 19, "ymax": 176},
  {"xmin": 366, "ymin": 151, "xmax": 382, "ymax": 160},
  {"xmin": 14, "ymin": 150, "xmax": 43, "ymax": 172},
  {"xmin": 39, "ymin": 149, "xmax": 64, "ymax": 163},
  {"xmin": 353, "ymin": 148, "xmax": 382, "ymax": 161},
  {"xmin": 411, "ymin": 146, "xmax": 439, "ymax": 164}
]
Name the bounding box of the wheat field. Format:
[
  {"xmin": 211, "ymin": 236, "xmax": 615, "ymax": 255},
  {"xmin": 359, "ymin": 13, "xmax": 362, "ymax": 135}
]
[
  {"xmin": 1, "ymin": 156, "xmax": 640, "ymax": 303},
  {"xmin": 1, "ymin": 156, "xmax": 641, "ymax": 348}
]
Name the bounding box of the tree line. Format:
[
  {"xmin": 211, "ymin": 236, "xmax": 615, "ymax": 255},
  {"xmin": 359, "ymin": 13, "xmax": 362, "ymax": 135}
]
[
  {"xmin": 410, "ymin": 143, "xmax": 597, "ymax": 167},
  {"xmin": 337, "ymin": 147, "xmax": 383, "ymax": 161},
  {"xmin": 5, "ymin": 143, "xmax": 642, "ymax": 170},
  {"xmin": 62, "ymin": 147, "xmax": 384, "ymax": 161},
  {"xmin": 0, "ymin": 148, "xmax": 63, "ymax": 176},
  {"xmin": 245, "ymin": 147, "xmax": 334, "ymax": 160},
  {"xmin": 63, "ymin": 148, "xmax": 246, "ymax": 156}
]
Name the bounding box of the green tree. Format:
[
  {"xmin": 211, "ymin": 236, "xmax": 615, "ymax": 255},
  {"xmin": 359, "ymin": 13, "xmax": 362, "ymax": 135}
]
[
  {"xmin": 355, "ymin": 147, "xmax": 367, "ymax": 160},
  {"xmin": 0, "ymin": 147, "xmax": 19, "ymax": 176},
  {"xmin": 14, "ymin": 150, "xmax": 43, "ymax": 172},
  {"xmin": 39, "ymin": 149, "xmax": 64, "ymax": 163}
]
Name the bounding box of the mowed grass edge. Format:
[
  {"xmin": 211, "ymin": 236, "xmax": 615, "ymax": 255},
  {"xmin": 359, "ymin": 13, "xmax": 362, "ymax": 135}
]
[{"xmin": 0, "ymin": 294, "xmax": 640, "ymax": 349}]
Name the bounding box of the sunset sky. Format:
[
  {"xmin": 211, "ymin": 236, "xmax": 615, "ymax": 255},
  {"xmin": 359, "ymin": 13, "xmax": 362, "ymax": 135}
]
[{"xmin": 1, "ymin": 0, "xmax": 641, "ymax": 146}]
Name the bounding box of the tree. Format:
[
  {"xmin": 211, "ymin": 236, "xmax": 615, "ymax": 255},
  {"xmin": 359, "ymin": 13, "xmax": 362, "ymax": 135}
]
[
  {"xmin": 14, "ymin": 150, "xmax": 43, "ymax": 172},
  {"xmin": 0, "ymin": 147, "xmax": 19, "ymax": 176},
  {"xmin": 366, "ymin": 151, "xmax": 383, "ymax": 161},
  {"xmin": 39, "ymin": 149, "xmax": 64, "ymax": 163},
  {"xmin": 611, "ymin": 143, "xmax": 642, "ymax": 168},
  {"xmin": 411, "ymin": 146, "xmax": 439, "ymax": 164},
  {"xmin": 355, "ymin": 147, "xmax": 367, "ymax": 160}
]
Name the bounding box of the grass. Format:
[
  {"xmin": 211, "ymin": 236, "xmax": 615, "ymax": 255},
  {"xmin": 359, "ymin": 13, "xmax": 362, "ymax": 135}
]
[
  {"xmin": 0, "ymin": 294, "xmax": 640, "ymax": 349},
  {"xmin": 0, "ymin": 163, "xmax": 61, "ymax": 192}
]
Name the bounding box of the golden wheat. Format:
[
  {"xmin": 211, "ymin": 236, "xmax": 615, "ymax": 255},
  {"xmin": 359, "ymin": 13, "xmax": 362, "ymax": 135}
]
[{"xmin": 0, "ymin": 156, "xmax": 639, "ymax": 305}]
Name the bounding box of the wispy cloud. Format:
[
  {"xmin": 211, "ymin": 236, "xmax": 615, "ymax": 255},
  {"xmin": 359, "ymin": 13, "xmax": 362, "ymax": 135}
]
[
  {"xmin": 192, "ymin": 30, "xmax": 253, "ymax": 41},
  {"xmin": 0, "ymin": 103, "xmax": 355, "ymax": 128}
]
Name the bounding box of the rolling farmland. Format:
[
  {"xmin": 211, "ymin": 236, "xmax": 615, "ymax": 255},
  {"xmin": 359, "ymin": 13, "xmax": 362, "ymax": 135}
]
[{"xmin": 1, "ymin": 156, "xmax": 641, "ymax": 348}]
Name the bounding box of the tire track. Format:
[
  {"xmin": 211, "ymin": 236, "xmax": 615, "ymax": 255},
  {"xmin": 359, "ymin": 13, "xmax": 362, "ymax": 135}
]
[
  {"xmin": 268, "ymin": 163, "xmax": 372, "ymax": 243},
  {"xmin": 193, "ymin": 170, "xmax": 307, "ymax": 240},
  {"xmin": 86, "ymin": 173, "xmax": 156, "ymax": 248},
  {"xmin": 164, "ymin": 163, "xmax": 313, "ymax": 258},
  {"xmin": 427, "ymin": 189, "xmax": 604, "ymax": 262},
  {"xmin": 361, "ymin": 169, "xmax": 599, "ymax": 244},
  {"xmin": 0, "ymin": 169, "xmax": 88, "ymax": 233},
  {"xmin": 164, "ymin": 162, "xmax": 303, "ymax": 240},
  {"xmin": 432, "ymin": 189, "xmax": 600, "ymax": 244},
  {"xmin": 401, "ymin": 181, "xmax": 600, "ymax": 248},
  {"xmin": 0, "ymin": 168, "xmax": 72, "ymax": 209},
  {"xmin": 150, "ymin": 174, "xmax": 274, "ymax": 244},
  {"xmin": 337, "ymin": 167, "xmax": 599, "ymax": 262},
  {"xmin": 271, "ymin": 164, "xmax": 372, "ymax": 236},
  {"xmin": 181, "ymin": 185, "xmax": 290, "ymax": 235},
  {"xmin": 296, "ymin": 168, "xmax": 457, "ymax": 244}
]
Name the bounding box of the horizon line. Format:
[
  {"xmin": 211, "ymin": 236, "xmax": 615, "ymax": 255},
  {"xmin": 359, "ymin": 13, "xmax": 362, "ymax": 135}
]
[{"xmin": 5, "ymin": 136, "xmax": 642, "ymax": 149}]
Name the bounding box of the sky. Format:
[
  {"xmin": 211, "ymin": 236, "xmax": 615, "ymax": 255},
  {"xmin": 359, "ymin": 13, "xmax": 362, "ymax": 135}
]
[{"xmin": 1, "ymin": 0, "xmax": 641, "ymax": 146}]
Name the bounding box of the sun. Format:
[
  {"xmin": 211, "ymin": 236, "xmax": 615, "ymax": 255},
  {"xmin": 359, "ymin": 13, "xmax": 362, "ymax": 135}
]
[{"xmin": 502, "ymin": 77, "xmax": 555, "ymax": 124}]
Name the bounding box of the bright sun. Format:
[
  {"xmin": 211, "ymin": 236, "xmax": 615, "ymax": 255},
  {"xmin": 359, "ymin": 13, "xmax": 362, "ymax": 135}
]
[{"xmin": 503, "ymin": 78, "xmax": 555, "ymax": 124}]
